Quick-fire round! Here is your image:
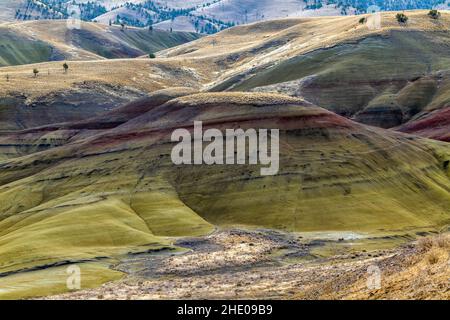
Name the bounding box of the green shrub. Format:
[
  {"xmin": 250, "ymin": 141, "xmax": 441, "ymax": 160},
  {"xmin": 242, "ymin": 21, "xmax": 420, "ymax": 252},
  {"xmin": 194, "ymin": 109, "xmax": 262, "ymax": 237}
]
[
  {"xmin": 428, "ymin": 9, "xmax": 440, "ymax": 20},
  {"xmin": 396, "ymin": 13, "xmax": 409, "ymax": 24}
]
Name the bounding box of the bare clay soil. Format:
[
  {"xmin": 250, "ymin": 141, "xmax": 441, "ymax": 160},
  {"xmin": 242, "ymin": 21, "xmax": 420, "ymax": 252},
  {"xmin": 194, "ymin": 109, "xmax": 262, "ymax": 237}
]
[{"xmin": 46, "ymin": 230, "xmax": 449, "ymax": 300}]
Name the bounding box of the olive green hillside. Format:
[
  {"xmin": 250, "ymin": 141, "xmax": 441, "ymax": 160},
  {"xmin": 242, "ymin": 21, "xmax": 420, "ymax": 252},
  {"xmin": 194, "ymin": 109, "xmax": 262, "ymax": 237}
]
[
  {"xmin": 0, "ymin": 12, "xmax": 449, "ymax": 299},
  {"xmin": 0, "ymin": 29, "xmax": 56, "ymax": 67},
  {"xmin": 0, "ymin": 57, "xmax": 209, "ymax": 133},
  {"xmin": 0, "ymin": 92, "xmax": 448, "ymax": 280},
  {"xmin": 2, "ymin": 11, "xmax": 450, "ymax": 140},
  {"xmin": 223, "ymin": 29, "xmax": 450, "ymax": 134},
  {"xmin": 0, "ymin": 20, "xmax": 201, "ymax": 66},
  {"xmin": 160, "ymin": 11, "xmax": 450, "ymax": 138}
]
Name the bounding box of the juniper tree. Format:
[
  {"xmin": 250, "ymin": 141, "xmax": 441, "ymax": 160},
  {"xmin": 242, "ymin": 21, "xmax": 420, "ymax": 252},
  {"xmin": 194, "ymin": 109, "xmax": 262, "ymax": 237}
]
[
  {"xmin": 396, "ymin": 13, "xmax": 408, "ymax": 24},
  {"xmin": 428, "ymin": 10, "xmax": 440, "ymax": 20}
]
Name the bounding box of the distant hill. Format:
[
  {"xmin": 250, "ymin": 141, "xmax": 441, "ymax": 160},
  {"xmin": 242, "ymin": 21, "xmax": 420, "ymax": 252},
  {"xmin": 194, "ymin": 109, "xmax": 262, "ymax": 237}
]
[
  {"xmin": 1, "ymin": 11, "xmax": 449, "ymax": 140},
  {"xmin": 2, "ymin": 0, "xmax": 449, "ymax": 33},
  {"xmin": 0, "ymin": 0, "xmax": 23, "ymax": 21},
  {"xmin": 229, "ymin": 30, "xmax": 450, "ymax": 129},
  {"xmin": 0, "ymin": 11, "xmax": 449, "ymax": 299},
  {"xmin": 161, "ymin": 11, "xmax": 450, "ymax": 140},
  {"xmin": 0, "ymin": 20, "xmax": 200, "ymax": 66}
]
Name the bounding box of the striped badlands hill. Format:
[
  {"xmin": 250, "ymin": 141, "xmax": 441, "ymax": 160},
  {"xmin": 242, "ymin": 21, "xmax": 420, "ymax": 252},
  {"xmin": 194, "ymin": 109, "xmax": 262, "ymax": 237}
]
[
  {"xmin": 0, "ymin": 93, "xmax": 448, "ymax": 293},
  {"xmin": 398, "ymin": 107, "xmax": 450, "ymax": 142}
]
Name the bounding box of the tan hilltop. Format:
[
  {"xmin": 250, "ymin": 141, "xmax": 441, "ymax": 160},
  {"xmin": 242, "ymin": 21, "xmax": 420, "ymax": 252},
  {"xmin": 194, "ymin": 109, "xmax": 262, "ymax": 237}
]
[
  {"xmin": 1, "ymin": 11, "xmax": 450, "ymax": 138},
  {"xmin": 1, "ymin": 11, "xmax": 448, "ymax": 95}
]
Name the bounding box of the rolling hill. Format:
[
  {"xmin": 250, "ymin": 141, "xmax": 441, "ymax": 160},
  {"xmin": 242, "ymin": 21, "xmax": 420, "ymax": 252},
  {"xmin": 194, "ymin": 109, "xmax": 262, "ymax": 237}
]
[
  {"xmin": 4, "ymin": 0, "xmax": 450, "ymax": 33},
  {"xmin": 161, "ymin": 11, "xmax": 450, "ymax": 139},
  {"xmin": 0, "ymin": 58, "xmax": 209, "ymax": 132},
  {"xmin": 2, "ymin": 12, "xmax": 450, "ymax": 138},
  {"xmin": 237, "ymin": 30, "xmax": 450, "ymax": 128},
  {"xmin": 0, "ymin": 11, "xmax": 450, "ymax": 299},
  {"xmin": 0, "ymin": 28, "xmax": 56, "ymax": 66},
  {"xmin": 0, "ymin": 91, "xmax": 448, "ymax": 298},
  {"xmin": 0, "ymin": 20, "xmax": 200, "ymax": 66},
  {"xmin": 2, "ymin": 11, "xmax": 450, "ymax": 138}
]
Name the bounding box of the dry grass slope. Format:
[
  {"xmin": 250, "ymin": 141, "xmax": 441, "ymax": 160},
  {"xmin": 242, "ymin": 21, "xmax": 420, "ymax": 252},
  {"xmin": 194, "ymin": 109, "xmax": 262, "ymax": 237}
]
[{"xmin": 0, "ymin": 20, "xmax": 201, "ymax": 65}]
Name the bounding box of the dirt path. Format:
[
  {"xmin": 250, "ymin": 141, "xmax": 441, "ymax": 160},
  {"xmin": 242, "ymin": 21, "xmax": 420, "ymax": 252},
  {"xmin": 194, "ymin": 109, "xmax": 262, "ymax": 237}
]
[{"xmin": 46, "ymin": 230, "xmax": 449, "ymax": 300}]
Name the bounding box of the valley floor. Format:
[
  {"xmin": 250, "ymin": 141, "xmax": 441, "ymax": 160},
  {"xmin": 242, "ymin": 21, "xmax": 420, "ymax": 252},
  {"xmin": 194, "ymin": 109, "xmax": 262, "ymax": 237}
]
[{"xmin": 45, "ymin": 229, "xmax": 449, "ymax": 300}]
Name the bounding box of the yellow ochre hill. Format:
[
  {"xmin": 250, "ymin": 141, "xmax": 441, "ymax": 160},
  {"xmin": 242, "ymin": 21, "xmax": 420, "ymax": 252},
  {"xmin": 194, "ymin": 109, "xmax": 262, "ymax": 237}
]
[
  {"xmin": 0, "ymin": 92, "xmax": 448, "ymax": 294},
  {"xmin": 0, "ymin": 11, "xmax": 449, "ymax": 300}
]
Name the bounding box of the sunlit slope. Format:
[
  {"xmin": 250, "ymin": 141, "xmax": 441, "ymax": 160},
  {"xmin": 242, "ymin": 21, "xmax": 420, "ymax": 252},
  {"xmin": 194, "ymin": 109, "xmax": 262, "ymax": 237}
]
[
  {"xmin": 0, "ymin": 20, "xmax": 200, "ymax": 65},
  {"xmin": 133, "ymin": 93, "xmax": 450, "ymax": 232},
  {"xmin": 160, "ymin": 11, "xmax": 450, "ymax": 137},
  {"xmin": 0, "ymin": 29, "xmax": 56, "ymax": 67},
  {"xmin": 0, "ymin": 93, "xmax": 448, "ymax": 275},
  {"xmin": 2, "ymin": 12, "xmax": 450, "ymax": 136},
  {"xmin": 234, "ymin": 31, "xmax": 448, "ymax": 104},
  {"xmin": 0, "ymin": 262, "xmax": 123, "ymax": 299},
  {"xmin": 162, "ymin": 11, "xmax": 450, "ymax": 85},
  {"xmin": 0, "ymin": 158, "xmax": 213, "ymax": 274},
  {"xmin": 0, "ymin": 58, "xmax": 208, "ymax": 133},
  {"xmin": 232, "ymin": 30, "xmax": 450, "ymax": 125}
]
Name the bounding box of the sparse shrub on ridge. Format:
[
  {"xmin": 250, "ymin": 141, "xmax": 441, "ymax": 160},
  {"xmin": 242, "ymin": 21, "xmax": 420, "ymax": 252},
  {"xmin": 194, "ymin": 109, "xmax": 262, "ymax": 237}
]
[
  {"xmin": 149, "ymin": 53, "xmax": 156, "ymax": 59},
  {"xmin": 417, "ymin": 237, "xmax": 434, "ymax": 251},
  {"xmin": 396, "ymin": 13, "xmax": 409, "ymax": 24},
  {"xmin": 417, "ymin": 234, "xmax": 449, "ymax": 252},
  {"xmin": 426, "ymin": 249, "xmax": 440, "ymax": 264},
  {"xmin": 435, "ymin": 234, "xmax": 449, "ymax": 248},
  {"xmin": 359, "ymin": 17, "xmax": 367, "ymax": 24},
  {"xmin": 33, "ymin": 68, "xmax": 39, "ymax": 77},
  {"xmin": 428, "ymin": 9, "xmax": 441, "ymax": 20}
]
